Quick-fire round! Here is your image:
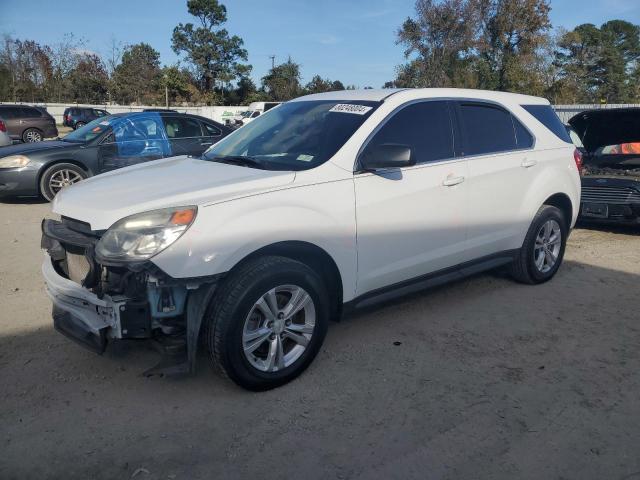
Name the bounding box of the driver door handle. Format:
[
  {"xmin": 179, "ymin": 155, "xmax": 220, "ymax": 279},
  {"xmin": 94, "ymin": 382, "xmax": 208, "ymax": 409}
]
[
  {"xmin": 521, "ymin": 158, "xmax": 537, "ymax": 168},
  {"xmin": 442, "ymin": 175, "xmax": 465, "ymax": 187}
]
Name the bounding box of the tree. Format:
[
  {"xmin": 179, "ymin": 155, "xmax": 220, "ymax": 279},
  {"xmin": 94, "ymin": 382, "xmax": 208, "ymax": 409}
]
[
  {"xmin": 69, "ymin": 53, "xmax": 108, "ymax": 103},
  {"xmin": 112, "ymin": 43, "xmax": 161, "ymax": 104},
  {"xmin": 261, "ymin": 57, "xmax": 302, "ymax": 101},
  {"xmin": 161, "ymin": 65, "xmax": 193, "ymax": 104},
  {"xmin": 172, "ymin": 0, "xmax": 250, "ymax": 94},
  {"xmin": 395, "ymin": 0, "xmax": 480, "ymax": 87},
  {"xmin": 49, "ymin": 33, "xmax": 85, "ymax": 102},
  {"xmin": 475, "ymin": 0, "xmax": 552, "ymax": 92},
  {"xmin": 393, "ymin": 0, "xmax": 552, "ymax": 93},
  {"xmin": 553, "ymin": 21, "xmax": 640, "ymax": 103},
  {"xmin": 0, "ymin": 35, "xmax": 53, "ymax": 102}
]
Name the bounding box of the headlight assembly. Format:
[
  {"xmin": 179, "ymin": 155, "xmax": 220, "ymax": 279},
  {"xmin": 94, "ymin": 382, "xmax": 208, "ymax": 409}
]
[
  {"xmin": 0, "ymin": 155, "xmax": 30, "ymax": 168},
  {"xmin": 95, "ymin": 206, "xmax": 197, "ymax": 262}
]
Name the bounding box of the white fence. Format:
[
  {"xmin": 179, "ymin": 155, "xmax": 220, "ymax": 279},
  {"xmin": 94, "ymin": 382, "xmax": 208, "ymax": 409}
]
[
  {"xmin": 3, "ymin": 100, "xmax": 640, "ymax": 125},
  {"xmin": 0, "ymin": 102, "xmax": 249, "ymax": 125},
  {"xmin": 553, "ymin": 104, "xmax": 640, "ymax": 123}
]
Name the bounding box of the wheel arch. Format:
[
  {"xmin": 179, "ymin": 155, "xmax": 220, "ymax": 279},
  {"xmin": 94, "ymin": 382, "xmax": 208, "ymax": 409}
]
[
  {"xmin": 21, "ymin": 126, "xmax": 44, "ymax": 140},
  {"xmin": 225, "ymin": 240, "xmax": 344, "ymax": 320},
  {"xmin": 542, "ymin": 192, "xmax": 574, "ymax": 229},
  {"xmin": 37, "ymin": 160, "xmax": 92, "ymax": 196}
]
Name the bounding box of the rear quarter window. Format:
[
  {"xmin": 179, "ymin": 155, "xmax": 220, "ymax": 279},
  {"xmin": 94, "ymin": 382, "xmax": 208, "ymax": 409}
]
[{"xmin": 522, "ymin": 105, "xmax": 571, "ymax": 143}]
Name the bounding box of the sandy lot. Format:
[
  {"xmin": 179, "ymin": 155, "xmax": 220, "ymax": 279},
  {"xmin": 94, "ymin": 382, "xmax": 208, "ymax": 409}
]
[{"xmin": 1, "ymin": 199, "xmax": 639, "ymax": 480}]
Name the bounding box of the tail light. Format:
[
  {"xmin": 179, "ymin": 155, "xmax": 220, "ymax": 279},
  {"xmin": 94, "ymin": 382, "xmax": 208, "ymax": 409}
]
[
  {"xmin": 573, "ymin": 148, "xmax": 583, "ymax": 173},
  {"xmin": 0, "ymin": 120, "xmax": 5, "ymax": 132}
]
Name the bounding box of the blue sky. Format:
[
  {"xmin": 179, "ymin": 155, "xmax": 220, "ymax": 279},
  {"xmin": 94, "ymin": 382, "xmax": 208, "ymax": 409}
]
[{"xmin": 1, "ymin": 0, "xmax": 639, "ymax": 88}]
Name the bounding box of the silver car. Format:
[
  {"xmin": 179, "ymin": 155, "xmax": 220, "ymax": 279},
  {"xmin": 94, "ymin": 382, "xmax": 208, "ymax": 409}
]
[{"xmin": 0, "ymin": 117, "xmax": 12, "ymax": 147}]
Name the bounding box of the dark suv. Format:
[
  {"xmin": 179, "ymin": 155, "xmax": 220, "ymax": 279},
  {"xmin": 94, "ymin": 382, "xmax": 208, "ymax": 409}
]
[
  {"xmin": 63, "ymin": 107, "xmax": 110, "ymax": 130},
  {"xmin": 0, "ymin": 105, "xmax": 58, "ymax": 142}
]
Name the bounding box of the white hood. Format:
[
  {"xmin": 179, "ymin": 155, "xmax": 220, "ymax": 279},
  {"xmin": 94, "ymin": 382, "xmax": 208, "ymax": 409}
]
[{"xmin": 52, "ymin": 156, "xmax": 296, "ymax": 230}]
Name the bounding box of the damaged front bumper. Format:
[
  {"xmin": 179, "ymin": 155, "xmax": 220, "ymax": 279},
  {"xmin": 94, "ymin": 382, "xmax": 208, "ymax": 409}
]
[
  {"xmin": 41, "ymin": 218, "xmax": 220, "ymax": 375},
  {"xmin": 43, "ymin": 252, "xmax": 123, "ymax": 353}
]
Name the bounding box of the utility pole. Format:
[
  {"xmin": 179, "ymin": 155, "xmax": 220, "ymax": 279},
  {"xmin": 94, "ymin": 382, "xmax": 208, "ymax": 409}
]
[
  {"xmin": 164, "ymin": 73, "xmax": 169, "ymax": 108},
  {"xmin": 269, "ymin": 55, "xmax": 276, "ymax": 69}
]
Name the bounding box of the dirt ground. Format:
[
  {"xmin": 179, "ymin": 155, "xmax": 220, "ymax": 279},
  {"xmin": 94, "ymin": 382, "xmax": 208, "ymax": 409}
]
[{"xmin": 1, "ymin": 199, "xmax": 639, "ymax": 480}]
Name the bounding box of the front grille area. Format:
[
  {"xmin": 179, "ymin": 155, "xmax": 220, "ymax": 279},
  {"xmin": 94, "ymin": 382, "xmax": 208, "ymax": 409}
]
[
  {"xmin": 581, "ymin": 186, "xmax": 640, "ymax": 205},
  {"xmin": 66, "ymin": 252, "xmax": 91, "ymax": 284}
]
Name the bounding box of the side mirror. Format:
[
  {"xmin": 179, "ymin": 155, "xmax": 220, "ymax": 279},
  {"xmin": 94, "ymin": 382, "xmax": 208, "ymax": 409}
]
[{"xmin": 359, "ymin": 143, "xmax": 415, "ymax": 171}]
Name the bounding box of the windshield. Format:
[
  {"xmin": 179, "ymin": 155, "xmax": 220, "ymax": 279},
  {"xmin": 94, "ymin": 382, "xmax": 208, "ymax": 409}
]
[
  {"xmin": 202, "ymin": 100, "xmax": 380, "ymax": 171},
  {"xmin": 62, "ymin": 116, "xmax": 117, "ymax": 143}
]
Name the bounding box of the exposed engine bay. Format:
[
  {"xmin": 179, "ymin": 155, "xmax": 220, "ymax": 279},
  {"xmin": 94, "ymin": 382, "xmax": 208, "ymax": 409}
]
[{"xmin": 41, "ymin": 216, "xmax": 219, "ymax": 375}]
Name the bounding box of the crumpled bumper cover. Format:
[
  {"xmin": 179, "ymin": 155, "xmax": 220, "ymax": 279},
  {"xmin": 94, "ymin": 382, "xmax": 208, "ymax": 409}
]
[{"xmin": 42, "ymin": 253, "xmax": 123, "ymax": 353}]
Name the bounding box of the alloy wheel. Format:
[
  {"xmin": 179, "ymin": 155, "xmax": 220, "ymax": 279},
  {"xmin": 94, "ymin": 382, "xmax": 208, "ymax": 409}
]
[
  {"xmin": 49, "ymin": 169, "xmax": 83, "ymax": 195},
  {"xmin": 25, "ymin": 130, "xmax": 42, "ymax": 142},
  {"xmin": 242, "ymin": 285, "xmax": 316, "ymax": 372},
  {"xmin": 534, "ymin": 219, "xmax": 562, "ymax": 273}
]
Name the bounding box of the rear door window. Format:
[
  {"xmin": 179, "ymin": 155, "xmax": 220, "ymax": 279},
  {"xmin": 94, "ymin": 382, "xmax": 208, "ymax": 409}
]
[
  {"xmin": 0, "ymin": 107, "xmax": 19, "ymax": 119},
  {"xmin": 457, "ymin": 103, "xmax": 517, "ymax": 156},
  {"xmin": 361, "ymin": 101, "xmax": 454, "ymax": 165},
  {"xmin": 163, "ymin": 117, "xmax": 203, "ymax": 138},
  {"xmin": 19, "ymin": 107, "xmax": 42, "ymax": 118},
  {"xmin": 201, "ymin": 122, "xmax": 221, "ymax": 137},
  {"xmin": 522, "ymin": 105, "xmax": 571, "ymax": 143}
]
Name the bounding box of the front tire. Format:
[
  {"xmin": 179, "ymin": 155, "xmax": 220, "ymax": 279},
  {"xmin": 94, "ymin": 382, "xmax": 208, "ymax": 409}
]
[
  {"xmin": 204, "ymin": 256, "xmax": 330, "ymax": 391},
  {"xmin": 22, "ymin": 128, "xmax": 43, "ymax": 143},
  {"xmin": 510, "ymin": 205, "xmax": 568, "ymax": 284},
  {"xmin": 39, "ymin": 163, "xmax": 87, "ymax": 202}
]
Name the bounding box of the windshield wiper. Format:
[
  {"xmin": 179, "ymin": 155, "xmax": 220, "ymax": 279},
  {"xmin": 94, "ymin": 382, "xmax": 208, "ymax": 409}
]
[{"xmin": 211, "ymin": 155, "xmax": 265, "ymax": 169}]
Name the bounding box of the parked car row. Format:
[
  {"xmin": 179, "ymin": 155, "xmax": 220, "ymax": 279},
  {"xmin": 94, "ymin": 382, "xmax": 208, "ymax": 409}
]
[{"xmin": 0, "ymin": 111, "xmax": 231, "ymax": 200}]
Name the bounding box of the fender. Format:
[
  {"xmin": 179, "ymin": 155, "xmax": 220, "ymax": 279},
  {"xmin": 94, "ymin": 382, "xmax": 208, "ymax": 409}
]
[
  {"xmin": 518, "ymin": 147, "xmax": 580, "ymax": 235},
  {"xmin": 151, "ymin": 178, "xmax": 359, "ymax": 301}
]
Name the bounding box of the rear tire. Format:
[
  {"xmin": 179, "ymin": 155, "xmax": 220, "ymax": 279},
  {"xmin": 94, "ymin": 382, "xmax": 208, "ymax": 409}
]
[
  {"xmin": 204, "ymin": 255, "xmax": 330, "ymax": 391},
  {"xmin": 22, "ymin": 128, "xmax": 43, "ymax": 143},
  {"xmin": 510, "ymin": 205, "xmax": 568, "ymax": 284},
  {"xmin": 74, "ymin": 122, "xmax": 86, "ymax": 130},
  {"xmin": 39, "ymin": 163, "xmax": 87, "ymax": 202}
]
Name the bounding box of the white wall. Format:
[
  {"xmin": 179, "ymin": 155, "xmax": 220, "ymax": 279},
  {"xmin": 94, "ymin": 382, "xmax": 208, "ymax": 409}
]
[
  {"xmin": 553, "ymin": 104, "xmax": 640, "ymax": 123},
  {"xmin": 0, "ymin": 102, "xmax": 249, "ymax": 125}
]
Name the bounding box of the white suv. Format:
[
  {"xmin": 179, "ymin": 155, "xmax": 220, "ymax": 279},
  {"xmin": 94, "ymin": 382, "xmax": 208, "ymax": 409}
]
[{"xmin": 41, "ymin": 89, "xmax": 581, "ymax": 390}]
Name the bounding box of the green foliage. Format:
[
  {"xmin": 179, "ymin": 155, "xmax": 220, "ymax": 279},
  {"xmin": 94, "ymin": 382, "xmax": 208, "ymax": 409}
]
[
  {"xmin": 69, "ymin": 53, "xmax": 108, "ymax": 103},
  {"xmin": 112, "ymin": 43, "xmax": 161, "ymax": 104},
  {"xmin": 261, "ymin": 57, "xmax": 302, "ymax": 101},
  {"xmin": 172, "ymin": 0, "xmax": 250, "ymax": 92},
  {"xmin": 393, "ymin": 0, "xmax": 640, "ymax": 103}
]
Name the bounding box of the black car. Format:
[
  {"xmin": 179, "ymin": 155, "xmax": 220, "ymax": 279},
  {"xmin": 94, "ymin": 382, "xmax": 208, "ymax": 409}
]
[
  {"xmin": 63, "ymin": 107, "xmax": 110, "ymax": 130},
  {"xmin": 0, "ymin": 111, "xmax": 231, "ymax": 201},
  {"xmin": 568, "ymin": 108, "xmax": 640, "ymax": 224}
]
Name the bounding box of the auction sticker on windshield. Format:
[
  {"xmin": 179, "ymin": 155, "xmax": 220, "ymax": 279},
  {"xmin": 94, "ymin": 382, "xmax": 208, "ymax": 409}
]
[{"xmin": 329, "ymin": 104, "xmax": 373, "ymax": 115}]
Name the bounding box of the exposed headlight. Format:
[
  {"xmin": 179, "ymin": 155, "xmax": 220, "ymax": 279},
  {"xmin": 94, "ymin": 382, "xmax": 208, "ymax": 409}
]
[
  {"xmin": 0, "ymin": 155, "xmax": 30, "ymax": 168},
  {"xmin": 95, "ymin": 206, "xmax": 197, "ymax": 262}
]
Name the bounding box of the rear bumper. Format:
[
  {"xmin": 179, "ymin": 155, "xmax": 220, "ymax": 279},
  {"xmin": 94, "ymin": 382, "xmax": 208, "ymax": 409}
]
[{"xmin": 42, "ymin": 253, "xmax": 124, "ymax": 352}]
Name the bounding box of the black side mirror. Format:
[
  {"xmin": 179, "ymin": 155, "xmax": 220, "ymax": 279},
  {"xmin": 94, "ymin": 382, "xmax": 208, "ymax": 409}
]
[{"xmin": 359, "ymin": 143, "xmax": 415, "ymax": 171}]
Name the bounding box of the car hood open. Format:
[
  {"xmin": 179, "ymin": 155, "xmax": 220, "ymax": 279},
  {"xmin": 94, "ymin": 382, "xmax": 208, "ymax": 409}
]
[
  {"xmin": 568, "ymin": 108, "xmax": 640, "ymax": 154},
  {"xmin": 52, "ymin": 156, "xmax": 296, "ymax": 230}
]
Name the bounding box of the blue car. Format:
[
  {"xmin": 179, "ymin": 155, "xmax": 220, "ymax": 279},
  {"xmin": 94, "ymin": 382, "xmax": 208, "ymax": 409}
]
[{"xmin": 0, "ymin": 111, "xmax": 231, "ymax": 201}]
